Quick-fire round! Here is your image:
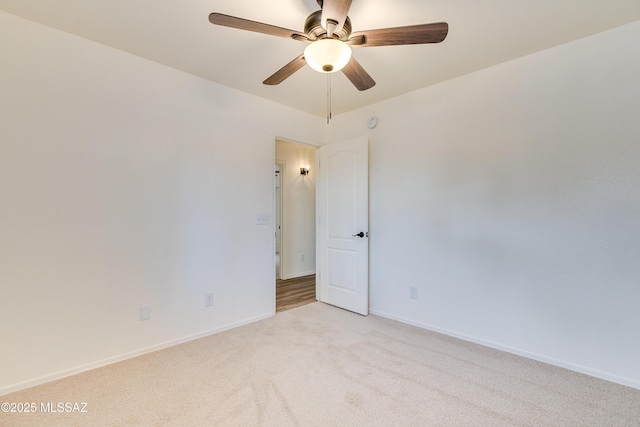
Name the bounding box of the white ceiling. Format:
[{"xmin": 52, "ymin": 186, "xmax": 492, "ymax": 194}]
[{"xmin": 2, "ymin": 0, "xmax": 640, "ymax": 117}]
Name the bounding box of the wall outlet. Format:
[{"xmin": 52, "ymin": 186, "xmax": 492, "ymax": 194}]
[
  {"xmin": 409, "ymin": 287, "xmax": 418, "ymax": 300},
  {"xmin": 140, "ymin": 305, "xmax": 151, "ymax": 320},
  {"xmin": 205, "ymin": 292, "xmax": 214, "ymax": 307},
  {"xmin": 300, "ymin": 254, "xmax": 304, "ymax": 262}
]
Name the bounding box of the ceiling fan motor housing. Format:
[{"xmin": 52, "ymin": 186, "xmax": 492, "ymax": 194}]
[{"xmin": 304, "ymin": 10, "xmax": 352, "ymax": 41}]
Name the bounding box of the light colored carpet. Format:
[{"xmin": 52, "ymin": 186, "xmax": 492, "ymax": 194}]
[{"xmin": 2, "ymin": 302, "xmax": 639, "ymax": 426}]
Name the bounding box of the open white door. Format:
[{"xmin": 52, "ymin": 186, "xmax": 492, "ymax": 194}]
[{"xmin": 316, "ymin": 136, "xmax": 368, "ymax": 315}]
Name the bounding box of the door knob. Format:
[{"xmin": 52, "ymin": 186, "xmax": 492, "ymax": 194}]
[{"xmin": 352, "ymin": 232, "xmax": 365, "ymax": 238}]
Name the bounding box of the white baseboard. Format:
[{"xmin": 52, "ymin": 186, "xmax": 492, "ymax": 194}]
[
  {"xmin": 0, "ymin": 312, "xmax": 274, "ymax": 396},
  {"xmin": 280, "ymin": 270, "xmax": 316, "ymax": 280},
  {"xmin": 369, "ymin": 308, "xmax": 640, "ymax": 391}
]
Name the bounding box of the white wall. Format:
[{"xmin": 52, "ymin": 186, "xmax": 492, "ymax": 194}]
[
  {"xmin": 328, "ymin": 21, "xmax": 640, "ymax": 389},
  {"xmin": 0, "ymin": 11, "xmax": 324, "ymax": 394},
  {"xmin": 275, "ymin": 140, "xmax": 316, "ymax": 279}
]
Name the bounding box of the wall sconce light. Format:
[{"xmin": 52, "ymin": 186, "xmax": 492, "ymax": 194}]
[{"xmin": 300, "ymin": 164, "xmax": 310, "ymax": 175}]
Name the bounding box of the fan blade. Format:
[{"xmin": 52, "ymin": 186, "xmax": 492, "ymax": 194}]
[
  {"xmin": 209, "ymin": 13, "xmax": 307, "ymax": 40},
  {"xmin": 321, "ymin": 0, "xmax": 352, "ymax": 37},
  {"xmin": 342, "ymin": 57, "xmax": 375, "ymax": 91},
  {"xmin": 263, "ymin": 54, "xmax": 307, "ymax": 85},
  {"xmin": 351, "ymin": 22, "xmax": 448, "ymax": 47}
]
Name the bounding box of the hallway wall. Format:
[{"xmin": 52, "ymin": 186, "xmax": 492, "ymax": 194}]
[{"xmin": 275, "ymin": 140, "xmax": 317, "ymax": 279}]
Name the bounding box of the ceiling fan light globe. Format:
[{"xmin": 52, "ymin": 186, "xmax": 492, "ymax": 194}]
[{"xmin": 304, "ymin": 39, "xmax": 352, "ymax": 74}]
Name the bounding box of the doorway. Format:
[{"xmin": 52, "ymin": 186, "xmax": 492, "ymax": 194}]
[
  {"xmin": 275, "ymin": 163, "xmax": 282, "ymax": 280},
  {"xmin": 275, "ymin": 139, "xmax": 317, "ymax": 312}
]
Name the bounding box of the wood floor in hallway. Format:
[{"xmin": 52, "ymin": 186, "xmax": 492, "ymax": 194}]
[{"xmin": 276, "ymin": 274, "xmax": 316, "ymax": 312}]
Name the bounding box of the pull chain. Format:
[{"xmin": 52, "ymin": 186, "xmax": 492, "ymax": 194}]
[{"xmin": 326, "ymin": 73, "xmax": 332, "ymax": 124}]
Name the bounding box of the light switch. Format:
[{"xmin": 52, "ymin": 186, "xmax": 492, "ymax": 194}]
[
  {"xmin": 140, "ymin": 305, "xmax": 151, "ymax": 320},
  {"xmin": 256, "ymin": 214, "xmax": 270, "ymax": 225}
]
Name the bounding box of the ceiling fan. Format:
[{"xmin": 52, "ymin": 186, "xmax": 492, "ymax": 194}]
[{"xmin": 209, "ymin": 0, "xmax": 448, "ymax": 91}]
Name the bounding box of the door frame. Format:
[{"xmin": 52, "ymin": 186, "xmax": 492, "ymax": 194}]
[{"xmin": 275, "ymin": 160, "xmax": 285, "ymax": 281}]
